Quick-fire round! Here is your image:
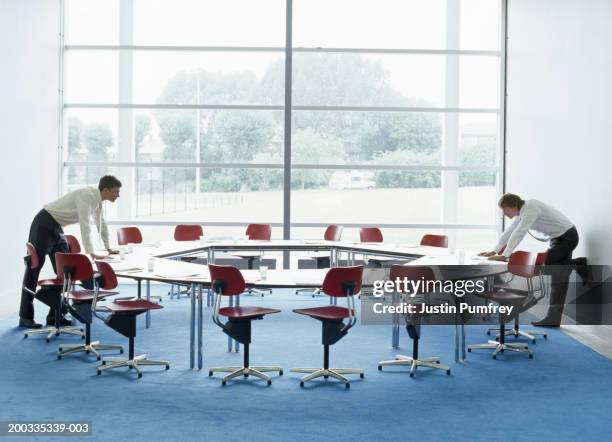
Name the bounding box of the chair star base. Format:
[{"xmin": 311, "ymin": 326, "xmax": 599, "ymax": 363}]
[
  {"xmin": 209, "ymin": 365, "xmax": 283, "ymax": 386},
  {"xmin": 58, "ymin": 341, "xmax": 123, "ymax": 360},
  {"xmin": 378, "ymin": 355, "xmax": 451, "ymax": 377},
  {"xmin": 487, "ymin": 327, "xmax": 548, "ymax": 343},
  {"xmin": 97, "ymin": 354, "xmax": 170, "ymax": 379},
  {"xmin": 291, "ymin": 367, "xmax": 364, "ymax": 388},
  {"xmin": 24, "ymin": 325, "xmax": 84, "ymax": 343},
  {"xmin": 468, "ymin": 340, "xmax": 533, "ymax": 359}
]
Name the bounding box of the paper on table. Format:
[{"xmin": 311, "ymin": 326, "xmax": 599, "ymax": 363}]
[{"xmin": 113, "ymin": 267, "xmax": 144, "ymax": 272}]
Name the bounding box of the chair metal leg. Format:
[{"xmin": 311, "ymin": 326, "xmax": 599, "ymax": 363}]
[
  {"xmin": 378, "ymin": 354, "xmax": 450, "ymax": 377},
  {"xmin": 468, "ymin": 340, "xmax": 533, "ymax": 359},
  {"xmin": 291, "ymin": 366, "xmax": 363, "ymax": 388},
  {"xmin": 58, "ymin": 340, "xmax": 123, "ymax": 360},
  {"xmin": 210, "ymin": 365, "xmax": 282, "ymax": 386},
  {"xmin": 24, "ymin": 325, "xmax": 84, "ymax": 343},
  {"xmin": 97, "ymin": 354, "xmax": 170, "ymax": 378}
]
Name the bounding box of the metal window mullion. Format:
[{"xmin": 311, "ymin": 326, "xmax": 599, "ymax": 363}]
[
  {"xmin": 58, "ymin": 0, "xmax": 66, "ymax": 197},
  {"xmin": 283, "ymin": 0, "xmax": 293, "ymax": 268},
  {"xmin": 499, "ymin": 0, "xmax": 508, "ymax": 235}
]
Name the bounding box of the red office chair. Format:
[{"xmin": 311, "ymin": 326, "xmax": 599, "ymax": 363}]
[
  {"xmin": 296, "ymin": 225, "xmax": 345, "ymax": 296},
  {"xmin": 235, "ymin": 224, "xmax": 273, "ymax": 297},
  {"xmin": 359, "ymin": 227, "xmax": 394, "ymax": 268},
  {"xmin": 170, "ymin": 225, "xmax": 204, "ymax": 299},
  {"xmin": 291, "ymin": 266, "xmax": 364, "ymax": 388},
  {"xmin": 54, "ymin": 253, "xmax": 123, "ymax": 360},
  {"xmin": 378, "ymin": 265, "xmax": 451, "ymax": 377},
  {"xmin": 22, "ymin": 243, "xmax": 83, "ymax": 341},
  {"xmin": 420, "ymin": 234, "xmax": 448, "ymax": 248},
  {"xmin": 207, "ymin": 264, "xmax": 282, "ymax": 386},
  {"xmin": 117, "ymin": 227, "xmax": 143, "ymax": 246},
  {"xmin": 174, "ymin": 224, "xmax": 203, "ymax": 241},
  {"xmin": 487, "ymin": 251, "xmax": 549, "ymax": 342},
  {"xmin": 468, "ymin": 251, "xmax": 537, "ymax": 359},
  {"xmin": 94, "ymin": 261, "xmax": 169, "ymax": 379},
  {"xmin": 64, "ymin": 235, "xmax": 81, "ymax": 253}
]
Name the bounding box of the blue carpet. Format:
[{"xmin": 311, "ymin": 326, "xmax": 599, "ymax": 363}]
[{"xmin": 1, "ymin": 286, "xmax": 611, "ymax": 441}]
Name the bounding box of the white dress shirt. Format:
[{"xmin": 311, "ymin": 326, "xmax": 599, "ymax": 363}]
[
  {"xmin": 494, "ymin": 199, "xmax": 574, "ymax": 257},
  {"xmin": 44, "ymin": 187, "xmax": 109, "ymax": 254}
]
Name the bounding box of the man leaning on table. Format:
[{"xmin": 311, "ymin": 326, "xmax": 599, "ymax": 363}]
[
  {"xmin": 479, "ymin": 193, "xmax": 588, "ymax": 327},
  {"xmin": 19, "ymin": 175, "xmax": 121, "ymax": 329}
]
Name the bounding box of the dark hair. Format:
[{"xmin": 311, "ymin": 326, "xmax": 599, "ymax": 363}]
[
  {"xmin": 498, "ymin": 193, "xmax": 524, "ymax": 209},
  {"xmin": 98, "ymin": 175, "xmax": 122, "ymax": 191}
]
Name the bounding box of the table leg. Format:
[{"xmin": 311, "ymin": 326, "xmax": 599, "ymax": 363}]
[
  {"xmin": 234, "ymin": 295, "xmax": 240, "ymax": 353},
  {"xmin": 190, "ymin": 282, "xmax": 195, "ymax": 369},
  {"xmin": 137, "ymin": 279, "xmax": 141, "ymax": 299},
  {"xmin": 145, "ymin": 280, "xmax": 151, "ymax": 329},
  {"xmin": 197, "ymin": 283, "xmax": 203, "ymax": 370},
  {"xmin": 455, "ymin": 314, "xmax": 460, "ymax": 363},
  {"xmin": 227, "ymin": 295, "xmax": 233, "ymax": 352}
]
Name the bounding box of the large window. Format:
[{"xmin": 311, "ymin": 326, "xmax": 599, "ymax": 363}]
[{"xmin": 62, "ymin": 0, "xmax": 504, "ymax": 248}]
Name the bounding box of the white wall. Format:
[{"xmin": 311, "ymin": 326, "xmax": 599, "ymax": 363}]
[
  {"xmin": 506, "ymin": 0, "xmax": 612, "ymax": 264},
  {"xmin": 0, "ymin": 0, "xmax": 60, "ymax": 316}
]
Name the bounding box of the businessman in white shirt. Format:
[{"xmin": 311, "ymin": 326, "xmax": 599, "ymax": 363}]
[
  {"xmin": 479, "ymin": 193, "xmax": 587, "ymax": 326},
  {"xmin": 19, "ymin": 175, "xmax": 121, "ymax": 328}
]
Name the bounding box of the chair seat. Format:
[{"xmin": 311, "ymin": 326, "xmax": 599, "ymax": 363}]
[
  {"xmin": 219, "ymin": 306, "xmax": 280, "ymax": 319},
  {"xmin": 105, "ymin": 299, "xmax": 163, "ymax": 314},
  {"xmin": 67, "ymin": 290, "xmax": 118, "ymax": 303},
  {"xmin": 38, "ymin": 278, "xmax": 63, "ymax": 287},
  {"xmin": 293, "ymin": 306, "xmax": 354, "ymax": 321}
]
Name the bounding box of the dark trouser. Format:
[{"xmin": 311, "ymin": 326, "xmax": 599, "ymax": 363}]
[
  {"xmin": 20, "ymin": 209, "xmax": 69, "ymax": 320},
  {"xmin": 543, "ymin": 226, "xmax": 579, "ymax": 322}
]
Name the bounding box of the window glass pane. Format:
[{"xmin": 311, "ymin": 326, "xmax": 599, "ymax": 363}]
[
  {"xmin": 292, "ymin": 111, "xmax": 443, "ymax": 166},
  {"xmin": 64, "ymin": 51, "xmax": 118, "ymax": 103},
  {"xmin": 133, "ymin": 167, "xmax": 283, "ymax": 222},
  {"xmin": 134, "ymin": 110, "xmax": 283, "ymax": 164},
  {"xmin": 293, "ymin": 53, "xmax": 445, "ymax": 107},
  {"xmin": 133, "ymin": 0, "xmax": 285, "ymax": 46},
  {"xmin": 458, "ymin": 113, "xmax": 498, "ymax": 166},
  {"xmin": 294, "ymin": 0, "xmax": 446, "ymax": 49},
  {"xmin": 66, "ymin": 109, "xmax": 119, "ymax": 163},
  {"xmin": 457, "ymin": 174, "xmax": 498, "ymax": 225},
  {"xmin": 133, "ymin": 52, "xmax": 284, "ymax": 105},
  {"xmin": 459, "ymin": 56, "xmax": 499, "ymax": 108},
  {"xmin": 460, "ymin": 0, "xmax": 501, "ymax": 51},
  {"xmin": 65, "ymin": 0, "xmax": 119, "ymax": 44},
  {"xmin": 291, "ymin": 169, "xmax": 442, "ymax": 225}
]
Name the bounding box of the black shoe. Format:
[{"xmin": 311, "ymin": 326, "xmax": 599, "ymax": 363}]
[
  {"xmin": 573, "ymin": 257, "xmax": 591, "ymax": 286},
  {"xmin": 46, "ymin": 316, "xmax": 74, "ymax": 326},
  {"xmin": 19, "ymin": 318, "xmax": 43, "ymax": 329},
  {"xmin": 531, "ymin": 318, "xmax": 561, "ymax": 327}
]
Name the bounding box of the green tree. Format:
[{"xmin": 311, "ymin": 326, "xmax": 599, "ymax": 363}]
[
  {"xmin": 67, "ymin": 117, "xmax": 85, "ymax": 184},
  {"xmin": 374, "ymin": 149, "xmax": 441, "ymax": 188},
  {"xmin": 83, "ymin": 122, "xmax": 113, "ymax": 185},
  {"xmin": 291, "ymin": 129, "xmax": 346, "ymax": 190},
  {"xmin": 459, "ymin": 143, "xmax": 496, "ymax": 186}
]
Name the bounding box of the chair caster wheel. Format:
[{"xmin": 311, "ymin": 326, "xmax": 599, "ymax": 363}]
[
  {"xmin": 46, "ymin": 338, "xmax": 50, "ymax": 343},
  {"xmin": 486, "ymin": 331, "xmax": 491, "ymax": 336},
  {"xmin": 81, "ymin": 335, "xmax": 85, "ymax": 340},
  {"xmin": 97, "ymin": 356, "xmax": 101, "ymax": 361},
  {"xmin": 57, "ymin": 355, "xmax": 62, "ymax": 360},
  {"xmin": 300, "ymin": 382, "xmax": 304, "ymax": 388},
  {"xmin": 492, "ymin": 355, "xmax": 497, "ymax": 359},
  {"xmin": 208, "ymin": 371, "xmax": 213, "ymax": 376},
  {"xmin": 165, "ymin": 365, "xmax": 170, "ymax": 370},
  {"xmin": 378, "ymin": 365, "xmax": 382, "ymax": 371},
  {"xmin": 467, "ymin": 348, "xmax": 471, "ymax": 352},
  {"xmin": 532, "ymin": 340, "xmax": 536, "ymax": 344},
  {"xmin": 138, "ymin": 373, "xmax": 142, "ymax": 379},
  {"xmin": 543, "ymin": 335, "xmax": 548, "ymax": 339},
  {"xmin": 102, "ymin": 361, "xmax": 106, "ymax": 365},
  {"xmin": 446, "ymin": 370, "xmax": 451, "ymax": 375},
  {"xmin": 96, "ymin": 370, "xmax": 101, "ymax": 375},
  {"xmin": 279, "ymin": 370, "xmax": 283, "ymax": 376},
  {"xmin": 345, "ymin": 383, "xmax": 350, "ymax": 389},
  {"xmin": 324, "ymin": 375, "xmax": 329, "ymax": 379},
  {"xmin": 222, "ymin": 381, "xmax": 227, "ymax": 387},
  {"xmin": 120, "ymin": 349, "xmax": 124, "ymax": 354},
  {"xmin": 86, "ymin": 350, "xmax": 90, "ymax": 355},
  {"xmin": 129, "ymin": 366, "xmax": 133, "ymax": 370},
  {"xmin": 244, "ymin": 374, "xmax": 249, "ymax": 378},
  {"xmin": 435, "ymin": 360, "xmax": 440, "ymax": 364},
  {"xmin": 360, "ymin": 373, "xmax": 364, "ymax": 379},
  {"xmin": 409, "ymin": 373, "xmax": 414, "ymax": 378},
  {"xmin": 24, "ymin": 334, "xmax": 28, "ymax": 339},
  {"xmin": 529, "ymin": 354, "xmax": 533, "ymax": 359},
  {"xmin": 267, "ymin": 380, "xmax": 271, "ymax": 386}
]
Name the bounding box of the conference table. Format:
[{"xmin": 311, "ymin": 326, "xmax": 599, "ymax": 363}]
[{"xmin": 105, "ymin": 239, "xmax": 507, "ymax": 370}]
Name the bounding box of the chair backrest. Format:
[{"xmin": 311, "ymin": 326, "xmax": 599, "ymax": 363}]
[
  {"xmin": 360, "ymin": 227, "xmax": 383, "ymax": 243},
  {"xmin": 117, "ymin": 227, "xmax": 143, "ymax": 245},
  {"xmin": 389, "ymin": 265, "xmax": 436, "ymax": 295},
  {"xmin": 321, "ymin": 266, "xmax": 363, "ymax": 297},
  {"xmin": 25, "ymin": 243, "xmax": 40, "ymax": 269},
  {"xmin": 245, "ymin": 224, "xmax": 271, "ymax": 241},
  {"xmin": 420, "ymin": 234, "xmax": 448, "ymax": 248},
  {"xmin": 174, "ymin": 224, "xmax": 203, "ymax": 241},
  {"xmin": 64, "ymin": 234, "xmax": 81, "ymax": 253},
  {"xmin": 55, "ymin": 252, "xmax": 93, "ymax": 282},
  {"xmin": 95, "ymin": 261, "xmax": 118, "ymax": 290},
  {"xmin": 508, "ymin": 251, "xmax": 537, "ymax": 278},
  {"xmin": 535, "ymin": 251, "xmax": 547, "ymax": 266},
  {"xmin": 324, "ymin": 225, "xmax": 343, "ymax": 241},
  {"xmin": 208, "ymin": 264, "xmax": 246, "ymax": 296}
]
